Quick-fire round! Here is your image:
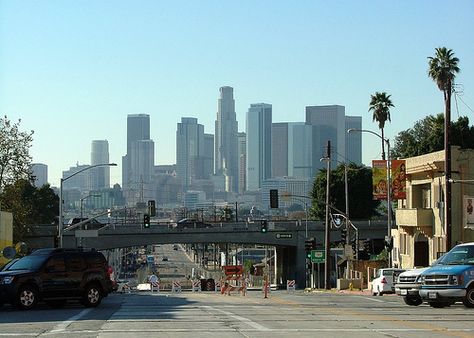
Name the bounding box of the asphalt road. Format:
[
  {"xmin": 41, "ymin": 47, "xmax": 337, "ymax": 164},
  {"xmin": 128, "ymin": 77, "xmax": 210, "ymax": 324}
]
[{"xmin": 1, "ymin": 289, "xmax": 473, "ymax": 338}]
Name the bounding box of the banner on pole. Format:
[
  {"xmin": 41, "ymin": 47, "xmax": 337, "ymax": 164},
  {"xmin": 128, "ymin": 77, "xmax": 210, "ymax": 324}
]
[
  {"xmin": 372, "ymin": 160, "xmax": 387, "ymax": 200},
  {"xmin": 391, "ymin": 160, "xmax": 406, "ymax": 200}
]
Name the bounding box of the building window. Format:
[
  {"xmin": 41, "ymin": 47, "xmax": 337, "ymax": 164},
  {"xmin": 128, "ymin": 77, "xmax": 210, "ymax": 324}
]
[
  {"xmin": 400, "ymin": 233, "xmax": 407, "ymax": 255},
  {"xmin": 422, "ymin": 186, "xmax": 431, "ymax": 208}
]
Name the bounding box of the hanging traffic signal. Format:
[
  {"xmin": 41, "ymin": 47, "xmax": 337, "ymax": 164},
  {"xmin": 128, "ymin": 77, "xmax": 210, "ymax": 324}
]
[
  {"xmin": 384, "ymin": 236, "xmax": 393, "ymax": 251},
  {"xmin": 143, "ymin": 214, "xmax": 150, "ymax": 228},
  {"xmin": 270, "ymin": 189, "xmax": 279, "ymax": 208},
  {"xmin": 341, "ymin": 228, "xmax": 347, "ymax": 243},
  {"xmin": 305, "ymin": 237, "xmax": 316, "ymax": 258},
  {"xmin": 260, "ymin": 220, "xmax": 268, "ymax": 233}
]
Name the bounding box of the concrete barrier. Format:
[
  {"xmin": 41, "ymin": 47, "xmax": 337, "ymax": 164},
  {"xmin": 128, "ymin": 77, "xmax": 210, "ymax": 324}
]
[{"xmin": 337, "ymin": 278, "xmax": 363, "ymax": 290}]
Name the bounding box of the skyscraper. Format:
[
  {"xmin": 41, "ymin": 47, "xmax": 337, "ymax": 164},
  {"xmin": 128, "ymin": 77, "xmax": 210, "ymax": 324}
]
[
  {"xmin": 122, "ymin": 114, "xmax": 154, "ymax": 202},
  {"xmin": 90, "ymin": 140, "xmax": 110, "ymax": 190},
  {"xmin": 215, "ymin": 86, "xmax": 239, "ymax": 192},
  {"xmin": 237, "ymin": 132, "xmax": 246, "ymax": 194},
  {"xmin": 345, "ymin": 116, "xmax": 362, "ymax": 164},
  {"xmin": 31, "ymin": 163, "xmax": 48, "ymax": 187},
  {"xmin": 246, "ymin": 103, "xmax": 272, "ymax": 191},
  {"xmin": 176, "ymin": 117, "xmax": 205, "ymax": 191}
]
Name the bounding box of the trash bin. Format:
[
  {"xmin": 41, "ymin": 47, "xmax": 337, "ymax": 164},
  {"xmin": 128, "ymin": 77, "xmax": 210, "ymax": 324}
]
[
  {"xmin": 206, "ymin": 278, "xmax": 215, "ymax": 291},
  {"xmin": 200, "ymin": 278, "xmax": 208, "ymax": 291}
]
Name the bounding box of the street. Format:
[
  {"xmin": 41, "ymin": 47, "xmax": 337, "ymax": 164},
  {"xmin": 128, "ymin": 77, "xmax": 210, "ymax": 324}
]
[{"xmin": 1, "ymin": 289, "xmax": 473, "ymax": 338}]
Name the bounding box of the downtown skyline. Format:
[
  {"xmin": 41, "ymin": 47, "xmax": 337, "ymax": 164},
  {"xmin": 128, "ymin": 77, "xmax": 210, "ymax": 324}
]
[{"xmin": 1, "ymin": 1, "xmax": 473, "ymax": 186}]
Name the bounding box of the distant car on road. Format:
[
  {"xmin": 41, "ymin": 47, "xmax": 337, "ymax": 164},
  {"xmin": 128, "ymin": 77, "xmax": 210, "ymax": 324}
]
[{"xmin": 371, "ymin": 268, "xmax": 405, "ymax": 296}]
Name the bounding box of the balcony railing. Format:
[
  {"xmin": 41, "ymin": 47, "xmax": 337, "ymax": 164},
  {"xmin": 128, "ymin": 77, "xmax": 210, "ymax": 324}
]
[{"xmin": 395, "ymin": 208, "xmax": 434, "ymax": 227}]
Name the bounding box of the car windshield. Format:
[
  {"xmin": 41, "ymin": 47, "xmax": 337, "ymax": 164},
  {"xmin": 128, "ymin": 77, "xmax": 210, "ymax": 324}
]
[
  {"xmin": 4, "ymin": 255, "xmax": 48, "ymax": 271},
  {"xmin": 437, "ymin": 245, "xmax": 474, "ymax": 265}
]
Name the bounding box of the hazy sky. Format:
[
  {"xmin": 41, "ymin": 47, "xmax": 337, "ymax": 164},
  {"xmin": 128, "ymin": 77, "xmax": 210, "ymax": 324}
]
[{"xmin": 1, "ymin": 1, "xmax": 473, "ymax": 187}]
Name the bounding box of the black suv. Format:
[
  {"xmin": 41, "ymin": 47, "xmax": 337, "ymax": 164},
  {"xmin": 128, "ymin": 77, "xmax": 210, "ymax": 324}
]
[{"xmin": 0, "ymin": 248, "xmax": 113, "ymax": 310}]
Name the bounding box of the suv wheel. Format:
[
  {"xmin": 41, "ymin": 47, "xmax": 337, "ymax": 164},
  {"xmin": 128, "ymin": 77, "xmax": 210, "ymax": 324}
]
[
  {"xmin": 403, "ymin": 296, "xmax": 422, "ymax": 306},
  {"xmin": 17, "ymin": 285, "xmax": 39, "ymax": 310},
  {"xmin": 82, "ymin": 284, "xmax": 102, "ymax": 307},
  {"xmin": 462, "ymin": 286, "xmax": 474, "ymax": 308}
]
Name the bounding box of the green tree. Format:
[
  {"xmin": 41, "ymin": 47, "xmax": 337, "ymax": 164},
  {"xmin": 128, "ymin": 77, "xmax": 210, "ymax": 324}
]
[
  {"xmin": 310, "ymin": 163, "xmax": 380, "ymax": 220},
  {"xmin": 392, "ymin": 114, "xmax": 474, "ymax": 158},
  {"xmin": 0, "ymin": 116, "xmax": 34, "ymax": 191},
  {"xmin": 0, "ymin": 179, "xmax": 59, "ymax": 243},
  {"xmin": 369, "ymin": 92, "xmax": 394, "ymax": 160}
]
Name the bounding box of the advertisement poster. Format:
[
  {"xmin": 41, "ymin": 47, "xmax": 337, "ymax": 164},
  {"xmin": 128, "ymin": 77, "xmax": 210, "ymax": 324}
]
[
  {"xmin": 391, "ymin": 160, "xmax": 407, "ymax": 200},
  {"xmin": 464, "ymin": 196, "xmax": 474, "ymax": 229},
  {"xmin": 372, "ymin": 160, "xmax": 387, "ymax": 200}
]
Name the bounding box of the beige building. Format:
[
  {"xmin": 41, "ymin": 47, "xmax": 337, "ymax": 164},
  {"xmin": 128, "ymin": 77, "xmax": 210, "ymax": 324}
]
[{"xmin": 395, "ymin": 146, "xmax": 474, "ymax": 269}]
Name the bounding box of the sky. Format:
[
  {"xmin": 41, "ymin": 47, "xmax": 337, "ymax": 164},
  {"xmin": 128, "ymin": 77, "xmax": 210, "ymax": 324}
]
[{"xmin": 1, "ymin": 1, "xmax": 473, "ymax": 187}]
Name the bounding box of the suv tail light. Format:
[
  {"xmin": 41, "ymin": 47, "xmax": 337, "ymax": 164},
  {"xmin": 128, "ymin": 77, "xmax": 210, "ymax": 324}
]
[
  {"xmin": 107, "ymin": 266, "xmax": 113, "ymax": 279},
  {"xmin": 381, "ymin": 277, "xmax": 387, "ymax": 284}
]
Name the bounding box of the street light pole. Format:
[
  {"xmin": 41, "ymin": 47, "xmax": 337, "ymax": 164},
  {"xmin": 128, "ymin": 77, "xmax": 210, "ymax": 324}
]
[
  {"xmin": 58, "ymin": 163, "xmax": 117, "ymax": 248},
  {"xmin": 348, "ymin": 128, "xmax": 392, "ymax": 268}
]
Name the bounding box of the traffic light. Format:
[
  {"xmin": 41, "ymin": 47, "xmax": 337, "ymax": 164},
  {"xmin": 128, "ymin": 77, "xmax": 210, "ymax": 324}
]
[
  {"xmin": 148, "ymin": 200, "xmax": 156, "ymax": 217},
  {"xmin": 260, "ymin": 220, "xmax": 268, "ymax": 233},
  {"xmin": 270, "ymin": 189, "xmax": 279, "ymax": 208},
  {"xmin": 143, "ymin": 214, "xmax": 150, "ymax": 228},
  {"xmin": 305, "ymin": 237, "xmax": 316, "ymax": 258},
  {"xmin": 341, "ymin": 228, "xmax": 347, "ymax": 243}
]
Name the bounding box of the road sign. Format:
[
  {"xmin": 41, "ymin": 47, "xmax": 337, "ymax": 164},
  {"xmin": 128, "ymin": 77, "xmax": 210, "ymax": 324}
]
[
  {"xmin": 276, "ymin": 233, "xmax": 292, "ymax": 239},
  {"xmin": 310, "ymin": 250, "xmax": 325, "ymax": 263},
  {"xmin": 223, "ymin": 265, "xmax": 243, "ymax": 276}
]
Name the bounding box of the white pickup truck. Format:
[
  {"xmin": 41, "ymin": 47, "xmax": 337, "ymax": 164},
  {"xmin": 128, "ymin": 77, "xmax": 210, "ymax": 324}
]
[{"xmin": 395, "ymin": 267, "xmax": 428, "ymax": 306}]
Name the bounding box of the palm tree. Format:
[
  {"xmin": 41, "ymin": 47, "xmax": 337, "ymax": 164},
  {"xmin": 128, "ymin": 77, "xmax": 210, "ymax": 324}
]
[
  {"xmin": 428, "ymin": 47, "xmax": 460, "ymax": 250},
  {"xmin": 369, "ymin": 92, "xmax": 394, "ymax": 160}
]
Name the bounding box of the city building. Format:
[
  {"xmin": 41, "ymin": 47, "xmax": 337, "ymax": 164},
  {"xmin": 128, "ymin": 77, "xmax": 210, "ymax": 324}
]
[
  {"xmin": 90, "ymin": 140, "xmax": 110, "ymax": 190},
  {"xmin": 238, "ymin": 132, "xmax": 246, "ymax": 194},
  {"xmin": 246, "ymin": 103, "xmax": 272, "ymax": 191},
  {"xmin": 214, "ymin": 86, "xmax": 239, "ymax": 192},
  {"xmin": 261, "ymin": 177, "xmax": 312, "ymax": 209},
  {"xmin": 394, "ymin": 147, "xmax": 474, "ymax": 269},
  {"xmin": 31, "ymin": 163, "xmax": 48, "ymax": 187},
  {"xmin": 345, "ymin": 116, "xmax": 362, "ymax": 165}
]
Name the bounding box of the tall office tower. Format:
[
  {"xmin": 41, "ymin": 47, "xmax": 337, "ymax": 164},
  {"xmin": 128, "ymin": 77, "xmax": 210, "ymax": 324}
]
[
  {"xmin": 272, "ymin": 123, "xmax": 290, "ymax": 178},
  {"xmin": 130, "ymin": 139, "xmax": 154, "ymax": 184},
  {"xmin": 246, "ymin": 103, "xmax": 272, "ymax": 191},
  {"xmin": 214, "ymin": 86, "xmax": 239, "ymax": 192},
  {"xmin": 345, "ymin": 116, "xmax": 362, "ymax": 164},
  {"xmin": 306, "ymin": 105, "xmax": 346, "ymax": 164},
  {"xmin": 203, "ymin": 134, "xmax": 214, "ymax": 179},
  {"xmin": 31, "ymin": 163, "xmax": 48, "ymax": 187},
  {"xmin": 237, "ymin": 132, "xmax": 246, "ymax": 194},
  {"xmin": 62, "ymin": 164, "xmax": 90, "ymax": 190},
  {"xmin": 122, "ymin": 114, "xmax": 152, "ymax": 190},
  {"xmin": 176, "ymin": 117, "xmax": 206, "ymax": 191},
  {"xmin": 90, "ymin": 140, "xmax": 110, "ymax": 190}
]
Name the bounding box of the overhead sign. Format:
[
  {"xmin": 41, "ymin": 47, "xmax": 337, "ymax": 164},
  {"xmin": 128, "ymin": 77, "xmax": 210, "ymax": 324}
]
[
  {"xmin": 223, "ymin": 265, "xmax": 243, "ymax": 276},
  {"xmin": 276, "ymin": 233, "xmax": 292, "ymax": 239},
  {"xmin": 311, "ymin": 250, "xmax": 325, "ymax": 263}
]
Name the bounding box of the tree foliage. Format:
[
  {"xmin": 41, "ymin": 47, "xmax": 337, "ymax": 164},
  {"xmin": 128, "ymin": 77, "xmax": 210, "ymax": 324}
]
[
  {"xmin": 310, "ymin": 163, "xmax": 380, "ymax": 220},
  {"xmin": 0, "ymin": 116, "xmax": 34, "ymax": 192},
  {"xmin": 0, "ymin": 179, "xmax": 59, "ymax": 243},
  {"xmin": 392, "ymin": 114, "xmax": 474, "ymax": 158},
  {"xmin": 369, "ymin": 92, "xmax": 394, "ymax": 160}
]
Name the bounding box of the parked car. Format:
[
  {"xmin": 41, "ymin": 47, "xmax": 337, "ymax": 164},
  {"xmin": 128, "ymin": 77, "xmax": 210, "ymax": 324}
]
[
  {"xmin": 371, "ymin": 268, "xmax": 405, "ymax": 296},
  {"xmin": 0, "ymin": 248, "xmax": 113, "ymax": 310},
  {"xmin": 394, "ymin": 267, "xmax": 428, "ymax": 306},
  {"xmin": 419, "ymin": 242, "xmax": 474, "ymax": 308}
]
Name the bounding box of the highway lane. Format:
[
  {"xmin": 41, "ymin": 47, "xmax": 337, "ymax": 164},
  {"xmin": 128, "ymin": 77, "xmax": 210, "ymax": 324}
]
[{"xmin": 1, "ymin": 289, "xmax": 473, "ymax": 338}]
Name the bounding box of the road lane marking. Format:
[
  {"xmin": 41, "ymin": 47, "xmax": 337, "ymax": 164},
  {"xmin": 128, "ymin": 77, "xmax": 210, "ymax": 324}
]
[
  {"xmin": 46, "ymin": 308, "xmax": 93, "ymax": 334},
  {"xmin": 202, "ymin": 305, "xmax": 270, "ymax": 331}
]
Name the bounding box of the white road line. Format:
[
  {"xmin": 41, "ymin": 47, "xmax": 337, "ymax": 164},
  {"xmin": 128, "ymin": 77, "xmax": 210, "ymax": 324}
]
[
  {"xmin": 202, "ymin": 305, "xmax": 270, "ymax": 331},
  {"xmin": 46, "ymin": 308, "xmax": 94, "ymax": 334},
  {"xmin": 353, "ymin": 295, "xmax": 385, "ymax": 302}
]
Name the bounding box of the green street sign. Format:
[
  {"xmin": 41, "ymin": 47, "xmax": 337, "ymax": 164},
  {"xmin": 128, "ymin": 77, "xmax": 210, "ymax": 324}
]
[{"xmin": 310, "ymin": 250, "xmax": 325, "ymax": 263}]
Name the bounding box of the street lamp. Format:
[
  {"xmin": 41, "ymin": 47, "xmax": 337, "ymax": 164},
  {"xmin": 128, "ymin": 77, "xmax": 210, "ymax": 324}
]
[
  {"xmin": 348, "ymin": 128, "xmax": 392, "ymax": 267},
  {"xmin": 59, "ymin": 163, "xmax": 117, "ymax": 248},
  {"xmin": 80, "ymin": 193, "xmax": 101, "ymax": 220}
]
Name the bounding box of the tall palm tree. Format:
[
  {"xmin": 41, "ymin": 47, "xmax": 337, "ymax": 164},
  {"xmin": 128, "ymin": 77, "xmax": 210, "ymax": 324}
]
[
  {"xmin": 428, "ymin": 47, "xmax": 460, "ymax": 250},
  {"xmin": 369, "ymin": 92, "xmax": 394, "ymax": 160}
]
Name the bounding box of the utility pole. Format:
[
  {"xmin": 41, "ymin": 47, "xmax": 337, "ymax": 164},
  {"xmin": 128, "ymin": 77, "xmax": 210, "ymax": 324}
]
[{"xmin": 324, "ymin": 140, "xmax": 331, "ymax": 290}]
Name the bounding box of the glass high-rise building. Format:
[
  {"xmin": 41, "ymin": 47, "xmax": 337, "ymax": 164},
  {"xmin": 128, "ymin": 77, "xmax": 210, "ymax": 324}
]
[
  {"xmin": 90, "ymin": 140, "xmax": 110, "ymax": 190},
  {"xmin": 246, "ymin": 103, "xmax": 272, "ymax": 191},
  {"xmin": 122, "ymin": 114, "xmax": 153, "ymax": 190},
  {"xmin": 214, "ymin": 86, "xmax": 239, "ymax": 192},
  {"xmin": 31, "ymin": 163, "xmax": 48, "ymax": 187}
]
